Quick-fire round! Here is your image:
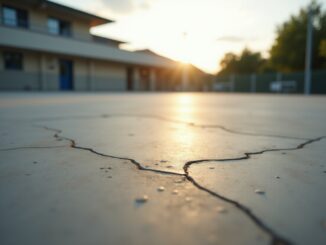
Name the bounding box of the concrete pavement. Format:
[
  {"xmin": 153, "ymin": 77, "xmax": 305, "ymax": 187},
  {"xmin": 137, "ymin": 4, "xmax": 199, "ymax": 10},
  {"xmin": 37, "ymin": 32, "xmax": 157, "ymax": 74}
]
[{"xmin": 0, "ymin": 93, "xmax": 325, "ymax": 245}]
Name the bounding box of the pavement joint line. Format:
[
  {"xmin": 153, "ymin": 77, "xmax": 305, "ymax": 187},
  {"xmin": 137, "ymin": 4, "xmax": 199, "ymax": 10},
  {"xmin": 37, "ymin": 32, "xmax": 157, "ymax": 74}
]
[
  {"xmin": 33, "ymin": 113, "xmax": 308, "ymax": 141},
  {"xmin": 37, "ymin": 125, "xmax": 325, "ymax": 245}
]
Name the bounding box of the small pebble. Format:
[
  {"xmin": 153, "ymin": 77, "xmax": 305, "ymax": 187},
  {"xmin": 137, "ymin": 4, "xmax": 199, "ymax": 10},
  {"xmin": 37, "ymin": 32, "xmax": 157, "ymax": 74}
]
[
  {"xmin": 160, "ymin": 160, "xmax": 168, "ymax": 163},
  {"xmin": 172, "ymin": 189, "xmax": 179, "ymax": 195},
  {"xmin": 157, "ymin": 186, "xmax": 165, "ymax": 192},
  {"xmin": 323, "ymin": 170, "xmax": 326, "ymax": 173},
  {"xmin": 33, "ymin": 161, "xmax": 38, "ymax": 164},
  {"xmin": 166, "ymin": 165, "xmax": 173, "ymax": 168},
  {"xmin": 255, "ymin": 189, "xmax": 265, "ymax": 195},
  {"xmin": 209, "ymin": 167, "xmax": 215, "ymax": 170},
  {"xmin": 185, "ymin": 197, "xmax": 192, "ymax": 202},
  {"xmin": 107, "ymin": 176, "xmax": 112, "ymax": 179},
  {"xmin": 216, "ymin": 206, "xmax": 227, "ymax": 213},
  {"xmin": 135, "ymin": 195, "xmax": 149, "ymax": 203},
  {"xmin": 275, "ymin": 176, "xmax": 280, "ymax": 179}
]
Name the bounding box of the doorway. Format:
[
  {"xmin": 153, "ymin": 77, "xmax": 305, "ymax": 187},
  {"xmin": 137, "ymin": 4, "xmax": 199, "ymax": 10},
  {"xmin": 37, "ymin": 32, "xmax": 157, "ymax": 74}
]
[{"xmin": 59, "ymin": 59, "xmax": 73, "ymax": 90}]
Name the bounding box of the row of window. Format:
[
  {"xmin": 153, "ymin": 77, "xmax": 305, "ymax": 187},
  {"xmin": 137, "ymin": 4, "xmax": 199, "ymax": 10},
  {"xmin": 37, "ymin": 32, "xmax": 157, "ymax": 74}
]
[{"xmin": 1, "ymin": 5, "xmax": 71, "ymax": 37}]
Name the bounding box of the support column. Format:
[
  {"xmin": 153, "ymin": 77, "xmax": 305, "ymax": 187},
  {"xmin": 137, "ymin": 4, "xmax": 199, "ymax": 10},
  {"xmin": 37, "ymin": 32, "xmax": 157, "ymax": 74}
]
[
  {"xmin": 182, "ymin": 65, "xmax": 189, "ymax": 91},
  {"xmin": 39, "ymin": 54, "xmax": 46, "ymax": 91},
  {"xmin": 149, "ymin": 68, "xmax": 156, "ymax": 91},
  {"xmin": 87, "ymin": 59, "xmax": 94, "ymax": 91},
  {"xmin": 133, "ymin": 67, "xmax": 140, "ymax": 91},
  {"xmin": 304, "ymin": 7, "xmax": 313, "ymax": 95}
]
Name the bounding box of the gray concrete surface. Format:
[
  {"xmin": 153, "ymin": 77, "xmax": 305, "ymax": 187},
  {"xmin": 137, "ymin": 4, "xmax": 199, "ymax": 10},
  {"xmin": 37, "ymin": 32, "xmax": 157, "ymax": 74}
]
[{"xmin": 0, "ymin": 93, "xmax": 325, "ymax": 245}]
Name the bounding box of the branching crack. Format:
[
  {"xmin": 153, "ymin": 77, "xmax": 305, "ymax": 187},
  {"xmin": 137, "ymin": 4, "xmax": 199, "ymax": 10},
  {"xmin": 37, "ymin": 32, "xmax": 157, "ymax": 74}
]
[
  {"xmin": 36, "ymin": 113, "xmax": 307, "ymax": 140},
  {"xmin": 184, "ymin": 136, "xmax": 324, "ymax": 245},
  {"xmin": 42, "ymin": 126, "xmax": 184, "ymax": 177},
  {"xmin": 38, "ymin": 125, "xmax": 324, "ymax": 245}
]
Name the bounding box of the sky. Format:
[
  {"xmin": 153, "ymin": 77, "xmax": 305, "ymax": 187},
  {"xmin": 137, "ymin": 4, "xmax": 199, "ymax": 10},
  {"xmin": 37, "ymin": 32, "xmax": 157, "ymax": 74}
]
[{"xmin": 53, "ymin": 0, "xmax": 314, "ymax": 74}]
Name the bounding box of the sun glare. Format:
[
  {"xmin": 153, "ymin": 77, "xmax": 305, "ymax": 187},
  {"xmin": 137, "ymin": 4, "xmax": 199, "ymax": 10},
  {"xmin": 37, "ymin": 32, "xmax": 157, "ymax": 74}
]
[
  {"xmin": 175, "ymin": 94, "xmax": 194, "ymax": 122},
  {"xmin": 170, "ymin": 94, "xmax": 196, "ymax": 151}
]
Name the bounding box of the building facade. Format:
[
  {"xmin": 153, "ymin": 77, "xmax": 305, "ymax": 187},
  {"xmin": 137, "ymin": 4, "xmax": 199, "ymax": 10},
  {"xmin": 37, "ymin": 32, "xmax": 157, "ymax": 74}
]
[{"xmin": 0, "ymin": 0, "xmax": 193, "ymax": 91}]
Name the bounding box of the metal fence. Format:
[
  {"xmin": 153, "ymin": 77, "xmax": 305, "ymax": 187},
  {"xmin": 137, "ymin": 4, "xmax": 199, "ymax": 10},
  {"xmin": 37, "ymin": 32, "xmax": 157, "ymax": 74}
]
[{"xmin": 215, "ymin": 70, "xmax": 326, "ymax": 94}]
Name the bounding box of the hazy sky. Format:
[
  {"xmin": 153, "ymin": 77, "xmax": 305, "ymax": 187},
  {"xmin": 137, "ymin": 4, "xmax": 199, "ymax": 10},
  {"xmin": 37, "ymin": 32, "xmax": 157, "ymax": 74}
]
[{"xmin": 53, "ymin": 0, "xmax": 315, "ymax": 73}]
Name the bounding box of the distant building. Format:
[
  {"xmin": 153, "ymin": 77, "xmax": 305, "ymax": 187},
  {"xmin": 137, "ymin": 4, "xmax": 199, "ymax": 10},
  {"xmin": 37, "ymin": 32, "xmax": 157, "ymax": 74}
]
[{"xmin": 0, "ymin": 0, "xmax": 209, "ymax": 91}]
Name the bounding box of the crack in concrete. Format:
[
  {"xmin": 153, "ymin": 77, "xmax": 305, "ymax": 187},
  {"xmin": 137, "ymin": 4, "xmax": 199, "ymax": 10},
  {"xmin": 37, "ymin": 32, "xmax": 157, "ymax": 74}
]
[
  {"xmin": 0, "ymin": 145, "xmax": 65, "ymax": 151},
  {"xmin": 38, "ymin": 125, "xmax": 324, "ymax": 245},
  {"xmin": 35, "ymin": 113, "xmax": 307, "ymax": 141},
  {"xmin": 112, "ymin": 114, "xmax": 307, "ymax": 141},
  {"xmin": 184, "ymin": 137, "xmax": 325, "ymax": 166},
  {"xmin": 42, "ymin": 126, "xmax": 184, "ymax": 177},
  {"xmin": 184, "ymin": 136, "xmax": 325, "ymax": 245}
]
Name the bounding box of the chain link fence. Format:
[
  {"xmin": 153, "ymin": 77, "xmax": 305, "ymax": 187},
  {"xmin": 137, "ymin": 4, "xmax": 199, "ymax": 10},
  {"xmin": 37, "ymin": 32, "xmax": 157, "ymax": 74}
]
[{"xmin": 215, "ymin": 70, "xmax": 326, "ymax": 94}]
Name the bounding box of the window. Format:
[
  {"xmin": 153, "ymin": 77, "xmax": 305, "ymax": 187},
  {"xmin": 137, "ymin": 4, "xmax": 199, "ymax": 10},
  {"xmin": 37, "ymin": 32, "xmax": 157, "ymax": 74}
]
[
  {"xmin": 2, "ymin": 5, "xmax": 28, "ymax": 28},
  {"xmin": 48, "ymin": 18, "xmax": 59, "ymax": 34},
  {"xmin": 3, "ymin": 52, "xmax": 23, "ymax": 70},
  {"xmin": 47, "ymin": 17, "xmax": 71, "ymax": 37}
]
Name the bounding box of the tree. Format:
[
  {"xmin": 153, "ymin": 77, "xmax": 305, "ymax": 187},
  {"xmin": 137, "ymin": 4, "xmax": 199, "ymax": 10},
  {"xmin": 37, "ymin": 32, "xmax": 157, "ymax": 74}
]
[
  {"xmin": 269, "ymin": 1, "xmax": 326, "ymax": 72},
  {"xmin": 218, "ymin": 53, "xmax": 238, "ymax": 76},
  {"xmin": 218, "ymin": 48, "xmax": 265, "ymax": 76}
]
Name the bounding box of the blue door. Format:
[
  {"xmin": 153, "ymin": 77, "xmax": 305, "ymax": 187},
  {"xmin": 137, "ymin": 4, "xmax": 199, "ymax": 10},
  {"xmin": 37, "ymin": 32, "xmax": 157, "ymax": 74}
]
[{"xmin": 59, "ymin": 59, "xmax": 73, "ymax": 90}]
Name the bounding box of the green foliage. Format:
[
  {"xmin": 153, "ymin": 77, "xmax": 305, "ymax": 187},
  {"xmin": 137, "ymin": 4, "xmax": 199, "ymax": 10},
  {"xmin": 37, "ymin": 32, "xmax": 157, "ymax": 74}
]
[
  {"xmin": 218, "ymin": 48, "xmax": 265, "ymax": 76},
  {"xmin": 217, "ymin": 1, "xmax": 326, "ymax": 75},
  {"xmin": 269, "ymin": 1, "xmax": 326, "ymax": 72}
]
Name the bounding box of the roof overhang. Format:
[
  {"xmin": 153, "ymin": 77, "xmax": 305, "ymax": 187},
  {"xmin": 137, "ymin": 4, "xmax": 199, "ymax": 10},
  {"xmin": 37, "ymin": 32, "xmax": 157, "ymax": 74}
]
[
  {"xmin": 92, "ymin": 35, "xmax": 126, "ymax": 45},
  {"xmin": 42, "ymin": 1, "xmax": 113, "ymax": 27},
  {"xmin": 0, "ymin": 25, "xmax": 176, "ymax": 68},
  {"xmin": 11, "ymin": 0, "xmax": 113, "ymax": 27}
]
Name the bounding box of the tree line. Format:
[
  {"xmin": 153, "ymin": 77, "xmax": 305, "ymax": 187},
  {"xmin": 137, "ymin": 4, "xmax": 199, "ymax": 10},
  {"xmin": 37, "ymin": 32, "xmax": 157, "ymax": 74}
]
[{"xmin": 217, "ymin": 1, "xmax": 326, "ymax": 76}]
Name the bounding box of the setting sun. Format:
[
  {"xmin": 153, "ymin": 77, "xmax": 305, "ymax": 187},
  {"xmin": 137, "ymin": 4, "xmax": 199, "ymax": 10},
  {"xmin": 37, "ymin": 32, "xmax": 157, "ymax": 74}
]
[{"xmin": 51, "ymin": 0, "xmax": 314, "ymax": 74}]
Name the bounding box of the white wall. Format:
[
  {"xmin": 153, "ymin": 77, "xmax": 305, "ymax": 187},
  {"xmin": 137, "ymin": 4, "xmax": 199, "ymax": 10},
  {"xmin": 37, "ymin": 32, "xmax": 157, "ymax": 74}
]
[
  {"xmin": 0, "ymin": 47, "xmax": 40, "ymax": 90},
  {"xmin": 0, "ymin": 47, "xmax": 130, "ymax": 91},
  {"xmin": 92, "ymin": 60, "xmax": 127, "ymax": 91}
]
